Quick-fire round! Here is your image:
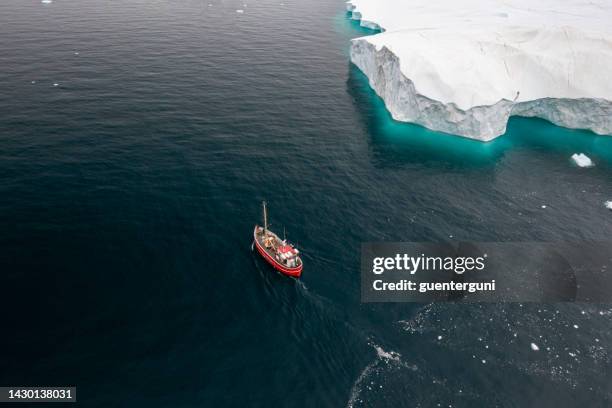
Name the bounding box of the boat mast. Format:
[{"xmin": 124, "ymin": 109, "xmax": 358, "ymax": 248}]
[{"xmin": 262, "ymin": 201, "xmax": 268, "ymax": 237}]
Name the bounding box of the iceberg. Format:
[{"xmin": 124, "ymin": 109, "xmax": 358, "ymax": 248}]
[
  {"xmin": 606, "ymin": 201, "xmax": 612, "ymax": 210},
  {"xmin": 571, "ymin": 153, "xmax": 594, "ymax": 168},
  {"xmin": 347, "ymin": 0, "xmax": 612, "ymax": 141}
]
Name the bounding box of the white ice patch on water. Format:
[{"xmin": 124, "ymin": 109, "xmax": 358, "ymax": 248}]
[
  {"xmin": 571, "ymin": 153, "xmax": 594, "ymax": 168},
  {"xmin": 41, "ymin": 0, "xmax": 52, "ymax": 4},
  {"xmin": 398, "ymin": 303, "xmax": 434, "ymax": 334},
  {"xmin": 235, "ymin": 9, "xmax": 244, "ymax": 13},
  {"xmin": 531, "ymin": 343, "xmax": 540, "ymax": 351},
  {"xmin": 605, "ymin": 201, "xmax": 612, "ymax": 210},
  {"xmin": 347, "ymin": 342, "xmax": 416, "ymax": 408},
  {"xmin": 374, "ymin": 345, "xmax": 401, "ymax": 362}
]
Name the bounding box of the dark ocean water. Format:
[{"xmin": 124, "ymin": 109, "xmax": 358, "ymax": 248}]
[{"xmin": 1, "ymin": 0, "xmax": 612, "ymax": 406}]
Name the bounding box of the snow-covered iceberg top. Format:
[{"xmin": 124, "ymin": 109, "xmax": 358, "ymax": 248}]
[{"xmin": 348, "ymin": 0, "xmax": 612, "ymax": 140}]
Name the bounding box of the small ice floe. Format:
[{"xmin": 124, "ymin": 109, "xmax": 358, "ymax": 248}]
[
  {"xmin": 571, "ymin": 153, "xmax": 594, "ymax": 168},
  {"xmin": 375, "ymin": 345, "xmax": 401, "ymax": 362},
  {"xmin": 31, "ymin": 80, "xmax": 36, "ymax": 84},
  {"xmin": 53, "ymin": 83, "xmax": 59, "ymax": 87},
  {"xmin": 437, "ymin": 335, "xmax": 443, "ymax": 340},
  {"xmin": 41, "ymin": 0, "xmax": 52, "ymax": 4},
  {"xmin": 605, "ymin": 201, "xmax": 612, "ymax": 210},
  {"xmin": 531, "ymin": 343, "xmax": 540, "ymax": 351},
  {"xmin": 236, "ymin": 9, "xmax": 244, "ymax": 13},
  {"xmin": 573, "ymin": 324, "xmax": 579, "ymax": 329},
  {"xmin": 541, "ymin": 205, "xmax": 547, "ymax": 209},
  {"xmin": 74, "ymin": 51, "xmax": 79, "ymax": 55}
]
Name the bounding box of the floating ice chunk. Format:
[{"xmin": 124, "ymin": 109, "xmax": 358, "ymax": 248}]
[
  {"xmin": 375, "ymin": 345, "xmax": 401, "ymax": 362},
  {"xmin": 53, "ymin": 83, "xmax": 59, "ymax": 87},
  {"xmin": 541, "ymin": 205, "xmax": 547, "ymax": 209},
  {"xmin": 531, "ymin": 343, "xmax": 540, "ymax": 351},
  {"xmin": 605, "ymin": 201, "xmax": 612, "ymax": 210},
  {"xmin": 573, "ymin": 324, "xmax": 579, "ymax": 329},
  {"xmin": 571, "ymin": 153, "xmax": 594, "ymax": 168},
  {"xmin": 236, "ymin": 9, "xmax": 244, "ymax": 13},
  {"xmin": 41, "ymin": 0, "xmax": 52, "ymax": 4},
  {"xmin": 437, "ymin": 335, "xmax": 443, "ymax": 340}
]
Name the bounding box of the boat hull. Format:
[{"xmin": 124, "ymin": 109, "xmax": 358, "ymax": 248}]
[{"xmin": 253, "ymin": 226, "xmax": 303, "ymax": 277}]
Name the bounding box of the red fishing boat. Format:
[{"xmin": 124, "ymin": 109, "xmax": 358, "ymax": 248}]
[{"xmin": 253, "ymin": 201, "xmax": 303, "ymax": 277}]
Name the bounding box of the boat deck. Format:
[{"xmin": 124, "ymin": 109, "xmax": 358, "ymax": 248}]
[{"xmin": 254, "ymin": 226, "xmax": 302, "ymax": 269}]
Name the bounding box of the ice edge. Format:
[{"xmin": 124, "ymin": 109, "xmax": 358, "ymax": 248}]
[{"xmin": 346, "ymin": 0, "xmax": 612, "ymax": 141}]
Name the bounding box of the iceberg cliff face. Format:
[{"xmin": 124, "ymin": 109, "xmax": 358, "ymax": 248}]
[{"xmin": 348, "ymin": 0, "xmax": 612, "ymax": 140}]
